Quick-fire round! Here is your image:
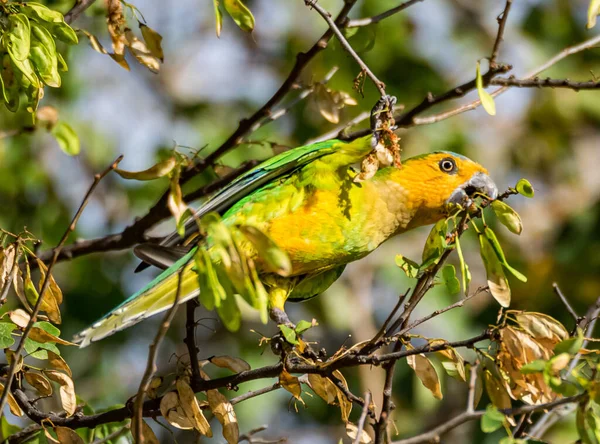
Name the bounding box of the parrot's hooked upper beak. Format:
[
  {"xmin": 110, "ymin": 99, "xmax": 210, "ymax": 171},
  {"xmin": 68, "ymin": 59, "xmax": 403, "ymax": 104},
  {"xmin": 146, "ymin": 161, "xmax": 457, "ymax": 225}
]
[{"xmin": 447, "ymin": 172, "xmax": 498, "ymax": 206}]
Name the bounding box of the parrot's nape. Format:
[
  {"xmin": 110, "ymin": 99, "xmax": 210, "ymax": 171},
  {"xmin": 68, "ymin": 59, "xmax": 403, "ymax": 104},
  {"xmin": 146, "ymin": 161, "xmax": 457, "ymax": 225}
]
[{"xmin": 74, "ymin": 103, "xmax": 497, "ymax": 347}]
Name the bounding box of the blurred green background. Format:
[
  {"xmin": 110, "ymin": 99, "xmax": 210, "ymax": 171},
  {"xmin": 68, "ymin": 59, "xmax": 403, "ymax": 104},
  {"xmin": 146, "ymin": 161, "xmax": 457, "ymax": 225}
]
[{"xmin": 1, "ymin": 0, "xmax": 599, "ymax": 442}]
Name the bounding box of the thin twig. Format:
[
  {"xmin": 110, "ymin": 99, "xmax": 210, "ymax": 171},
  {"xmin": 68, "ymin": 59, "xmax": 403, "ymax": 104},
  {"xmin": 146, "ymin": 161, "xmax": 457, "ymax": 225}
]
[
  {"xmin": 0, "ymin": 155, "xmax": 123, "ymax": 421},
  {"xmin": 184, "ymin": 300, "xmax": 202, "ymax": 383},
  {"xmin": 230, "ymin": 383, "xmax": 281, "ymax": 405},
  {"xmin": 304, "ymin": 0, "xmax": 386, "ymax": 96},
  {"xmin": 353, "ymin": 391, "xmax": 372, "ymax": 444},
  {"xmin": 346, "ymin": 0, "xmax": 426, "ymax": 28},
  {"xmin": 64, "ymin": 0, "xmax": 97, "ymax": 24},
  {"xmin": 552, "ymin": 282, "xmax": 579, "ymax": 324},
  {"xmin": 489, "ymin": 0, "xmax": 513, "ymax": 68},
  {"xmin": 490, "ymin": 76, "xmax": 600, "ymax": 90},
  {"xmin": 132, "ymin": 266, "xmax": 186, "ymax": 443},
  {"xmin": 466, "ymin": 362, "xmax": 478, "ymax": 414},
  {"xmin": 92, "ymin": 424, "xmax": 131, "ymax": 444}
]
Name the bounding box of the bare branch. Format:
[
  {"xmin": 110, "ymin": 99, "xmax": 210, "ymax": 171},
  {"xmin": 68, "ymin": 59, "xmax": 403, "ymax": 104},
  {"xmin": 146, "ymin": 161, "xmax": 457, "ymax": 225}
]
[
  {"xmin": 489, "ymin": 0, "xmax": 513, "ymax": 68},
  {"xmin": 64, "ymin": 0, "xmax": 97, "ymax": 24},
  {"xmin": 552, "ymin": 282, "xmax": 579, "ymax": 324},
  {"xmin": 303, "ymin": 0, "xmax": 386, "ymax": 96},
  {"xmin": 353, "ymin": 391, "xmax": 372, "ymax": 444},
  {"xmin": 346, "ymin": 0, "xmax": 427, "ymax": 28},
  {"xmin": 490, "ymin": 76, "xmax": 600, "ymax": 90}
]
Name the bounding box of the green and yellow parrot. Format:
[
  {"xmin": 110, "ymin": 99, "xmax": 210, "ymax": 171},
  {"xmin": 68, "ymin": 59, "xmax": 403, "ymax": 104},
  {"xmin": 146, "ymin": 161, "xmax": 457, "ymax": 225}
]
[{"xmin": 75, "ymin": 122, "xmax": 497, "ymax": 347}]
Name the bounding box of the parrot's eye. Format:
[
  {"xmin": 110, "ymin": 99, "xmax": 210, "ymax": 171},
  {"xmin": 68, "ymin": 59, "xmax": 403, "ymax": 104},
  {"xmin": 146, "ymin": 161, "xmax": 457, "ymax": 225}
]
[{"xmin": 439, "ymin": 158, "xmax": 457, "ymax": 173}]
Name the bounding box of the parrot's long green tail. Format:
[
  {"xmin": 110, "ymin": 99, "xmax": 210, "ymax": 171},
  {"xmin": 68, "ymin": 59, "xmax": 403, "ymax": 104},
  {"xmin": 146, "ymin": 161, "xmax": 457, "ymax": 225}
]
[{"xmin": 74, "ymin": 249, "xmax": 199, "ymax": 347}]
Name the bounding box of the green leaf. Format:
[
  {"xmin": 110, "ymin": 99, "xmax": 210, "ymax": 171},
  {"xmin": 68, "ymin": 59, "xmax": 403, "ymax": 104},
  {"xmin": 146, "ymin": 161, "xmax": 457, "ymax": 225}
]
[
  {"xmin": 223, "ymin": 0, "xmax": 255, "ymax": 33},
  {"xmin": 34, "ymin": 321, "xmax": 61, "ymax": 337},
  {"xmin": 476, "ymin": 61, "xmax": 496, "ymax": 116},
  {"xmin": 9, "ymin": 53, "xmax": 41, "ymax": 88},
  {"xmin": 214, "ymin": 0, "xmax": 223, "ymax": 37},
  {"xmin": 139, "ymin": 23, "xmax": 164, "ymax": 62},
  {"xmin": 454, "ymin": 235, "xmax": 470, "ymax": 294},
  {"xmin": 295, "ymin": 319, "xmax": 315, "ymax": 335},
  {"xmin": 215, "ymin": 292, "xmax": 241, "ymax": 332},
  {"xmin": 24, "ymin": 321, "xmax": 62, "ymax": 359},
  {"xmin": 29, "ymin": 40, "xmax": 61, "ymax": 87},
  {"xmin": 395, "ymin": 254, "xmax": 420, "ymax": 278},
  {"xmin": 48, "ymin": 22, "xmax": 79, "ymax": 45},
  {"xmin": 481, "ymin": 404, "xmax": 505, "ymax": 433},
  {"xmin": 7, "ymin": 13, "xmax": 31, "ymax": 62},
  {"xmin": 554, "ymin": 328, "xmax": 584, "ymax": 355},
  {"xmin": 441, "ymin": 265, "xmax": 460, "ymax": 295},
  {"xmin": 520, "ymin": 360, "xmax": 546, "ymax": 374},
  {"xmin": 238, "ymin": 225, "xmax": 292, "ymax": 276},
  {"xmin": 484, "ymin": 228, "xmax": 527, "ymax": 282},
  {"xmin": 51, "ymin": 121, "xmax": 80, "ymax": 155},
  {"xmin": 515, "ymin": 178, "xmax": 534, "ymax": 198},
  {"xmin": 491, "ymin": 200, "xmax": 523, "ymax": 235},
  {"xmin": 421, "ymin": 219, "xmax": 447, "ymax": 269},
  {"xmin": 0, "ymin": 416, "xmax": 21, "ymax": 441},
  {"xmin": 278, "ymin": 325, "xmax": 298, "ymax": 345},
  {"xmin": 588, "ymin": 0, "xmax": 600, "ymax": 29},
  {"xmin": 479, "ymin": 233, "xmax": 510, "ymax": 307},
  {"xmin": 31, "ymin": 22, "xmax": 57, "ymax": 54},
  {"xmin": 0, "ymin": 322, "xmax": 17, "ymax": 349},
  {"xmin": 23, "ymin": 3, "xmax": 65, "ymax": 23}
]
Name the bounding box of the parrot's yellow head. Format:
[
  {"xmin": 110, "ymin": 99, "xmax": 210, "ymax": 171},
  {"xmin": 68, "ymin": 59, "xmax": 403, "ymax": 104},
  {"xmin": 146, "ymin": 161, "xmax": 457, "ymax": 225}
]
[{"xmin": 396, "ymin": 151, "xmax": 497, "ymax": 227}]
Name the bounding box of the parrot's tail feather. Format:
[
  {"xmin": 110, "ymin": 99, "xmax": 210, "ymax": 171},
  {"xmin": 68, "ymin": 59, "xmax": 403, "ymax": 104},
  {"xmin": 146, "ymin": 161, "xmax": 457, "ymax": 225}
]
[{"xmin": 74, "ymin": 249, "xmax": 199, "ymax": 347}]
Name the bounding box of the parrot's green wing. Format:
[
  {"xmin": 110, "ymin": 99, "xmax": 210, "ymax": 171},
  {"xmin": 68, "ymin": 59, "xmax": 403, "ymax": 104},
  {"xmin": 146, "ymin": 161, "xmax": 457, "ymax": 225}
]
[{"xmin": 75, "ymin": 136, "xmax": 373, "ymax": 346}]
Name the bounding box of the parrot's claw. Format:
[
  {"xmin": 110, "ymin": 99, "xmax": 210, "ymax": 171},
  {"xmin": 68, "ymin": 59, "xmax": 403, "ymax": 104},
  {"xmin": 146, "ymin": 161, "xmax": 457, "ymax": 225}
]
[{"xmin": 370, "ymin": 95, "xmax": 397, "ymax": 148}]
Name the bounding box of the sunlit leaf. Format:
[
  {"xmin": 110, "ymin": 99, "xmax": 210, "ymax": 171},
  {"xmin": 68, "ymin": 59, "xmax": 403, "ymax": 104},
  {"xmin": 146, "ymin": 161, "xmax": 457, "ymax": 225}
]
[
  {"xmin": 484, "ymin": 228, "xmax": 527, "ymax": 282},
  {"xmin": 214, "ymin": 0, "xmax": 223, "ymax": 37},
  {"xmin": 476, "ymin": 61, "xmax": 496, "ymax": 116},
  {"xmin": 47, "ymin": 350, "xmax": 72, "ymax": 377},
  {"xmin": 515, "ymin": 178, "xmax": 534, "ymax": 198},
  {"xmin": 513, "ymin": 312, "xmax": 568, "ymax": 344},
  {"xmin": 25, "ymin": 371, "xmax": 53, "ymax": 396},
  {"xmin": 481, "ymin": 404, "xmax": 505, "ymax": 433},
  {"xmin": 479, "ymin": 233, "xmax": 510, "ymax": 307},
  {"xmin": 7, "ymin": 14, "xmax": 31, "ymax": 61},
  {"xmin": 125, "ymin": 28, "xmax": 161, "ymax": 73},
  {"xmin": 223, "ymin": 0, "xmax": 255, "ymax": 33},
  {"xmin": 176, "ymin": 378, "xmax": 212, "ymax": 436},
  {"xmin": 278, "ymin": 324, "xmax": 298, "ymax": 345},
  {"xmin": 332, "ymin": 370, "xmax": 352, "ymax": 422},
  {"xmin": 588, "ymin": 0, "xmax": 600, "ymax": 28},
  {"xmin": 395, "ymin": 254, "xmax": 419, "ymax": 278},
  {"xmin": 407, "ymin": 352, "xmax": 443, "ymax": 400},
  {"xmin": 51, "ymin": 121, "xmax": 80, "ymax": 156},
  {"xmin": 44, "ymin": 370, "xmax": 76, "ymax": 416},
  {"xmin": 434, "ymin": 344, "xmax": 466, "ymax": 381},
  {"xmin": 207, "ymin": 389, "xmax": 238, "ymax": 444},
  {"xmin": 209, "ymin": 355, "xmax": 251, "ymax": 373},
  {"xmin": 491, "ymin": 200, "xmax": 523, "ymax": 235},
  {"xmin": 0, "ymin": 322, "xmax": 16, "ymax": 349},
  {"xmin": 295, "ymin": 319, "xmax": 317, "ymax": 335},
  {"xmin": 554, "ymin": 328, "xmax": 584, "ymax": 355},
  {"xmin": 346, "ymin": 423, "xmax": 372, "ymax": 443},
  {"xmin": 115, "ymin": 156, "xmax": 177, "ymax": 181},
  {"xmin": 54, "ymin": 427, "xmax": 84, "ymax": 444},
  {"xmin": 160, "ymin": 391, "xmax": 194, "ymax": 430},
  {"xmin": 279, "ymin": 369, "xmax": 302, "ymax": 400},
  {"xmin": 139, "ymin": 23, "xmax": 164, "ymax": 62},
  {"xmin": 483, "ymin": 370, "xmax": 511, "ymax": 410},
  {"xmin": 308, "ymin": 374, "xmax": 337, "ymax": 404}
]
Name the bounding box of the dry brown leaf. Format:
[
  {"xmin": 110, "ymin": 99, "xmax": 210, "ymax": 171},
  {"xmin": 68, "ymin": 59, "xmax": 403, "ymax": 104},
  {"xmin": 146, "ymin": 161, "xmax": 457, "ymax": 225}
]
[
  {"xmin": 47, "ymin": 351, "xmax": 72, "ymax": 377},
  {"xmin": 115, "ymin": 156, "xmax": 177, "ymax": 181},
  {"xmin": 9, "ymin": 309, "xmax": 30, "ymax": 329},
  {"xmin": 125, "ymin": 28, "xmax": 160, "ymax": 73},
  {"xmin": 44, "ymin": 370, "xmax": 76, "ymax": 416},
  {"xmin": 279, "ymin": 369, "xmax": 301, "ymax": 400},
  {"xmin": 332, "ymin": 370, "xmax": 352, "ymax": 422},
  {"xmin": 36, "ymin": 106, "xmax": 59, "ymax": 128},
  {"xmin": 207, "ymin": 389, "xmax": 239, "ymax": 444},
  {"xmin": 407, "ymin": 353, "xmax": 442, "ymax": 400},
  {"xmin": 147, "ymin": 376, "xmax": 163, "ymax": 399},
  {"xmin": 209, "ymin": 355, "xmax": 251, "ymax": 373},
  {"xmin": 44, "ymin": 428, "xmax": 60, "ymax": 444},
  {"xmin": 160, "ymin": 391, "xmax": 194, "ymax": 430},
  {"xmin": 346, "ymin": 423, "xmax": 372, "ymax": 443},
  {"xmin": 307, "ymin": 373, "xmax": 337, "ymax": 404},
  {"xmin": 139, "ymin": 23, "xmax": 164, "ymax": 61},
  {"xmin": 131, "ymin": 419, "xmax": 159, "ymax": 444},
  {"xmin": 25, "ymin": 371, "xmax": 53, "ymax": 396},
  {"xmin": 29, "ymin": 327, "xmax": 76, "ymax": 346},
  {"xmin": 54, "ymin": 427, "xmax": 84, "ymax": 444},
  {"xmin": 0, "ymin": 383, "xmax": 23, "ymax": 417},
  {"xmin": 12, "ymin": 268, "xmax": 29, "ymax": 310},
  {"xmin": 35, "ymin": 257, "xmax": 63, "ymax": 305},
  {"xmin": 512, "ymin": 312, "xmax": 568, "ymax": 345},
  {"xmin": 176, "ymin": 378, "xmax": 212, "ymax": 436},
  {"xmin": 0, "ymin": 245, "xmax": 16, "ymax": 291},
  {"xmin": 483, "ymin": 369, "xmax": 511, "ymax": 410}
]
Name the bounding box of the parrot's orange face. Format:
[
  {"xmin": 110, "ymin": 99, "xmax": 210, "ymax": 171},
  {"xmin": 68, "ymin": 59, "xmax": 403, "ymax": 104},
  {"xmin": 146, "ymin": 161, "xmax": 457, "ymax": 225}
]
[{"xmin": 397, "ymin": 151, "xmax": 497, "ymax": 227}]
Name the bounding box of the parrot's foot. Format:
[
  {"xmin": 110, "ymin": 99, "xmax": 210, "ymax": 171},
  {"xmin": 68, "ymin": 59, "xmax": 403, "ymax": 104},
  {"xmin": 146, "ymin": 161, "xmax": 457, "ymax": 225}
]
[{"xmin": 370, "ymin": 95, "xmax": 397, "ymax": 147}]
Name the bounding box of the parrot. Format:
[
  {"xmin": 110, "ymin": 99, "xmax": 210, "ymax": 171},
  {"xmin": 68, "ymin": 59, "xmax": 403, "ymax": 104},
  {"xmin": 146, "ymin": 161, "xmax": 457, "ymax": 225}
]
[{"xmin": 74, "ymin": 101, "xmax": 498, "ymax": 347}]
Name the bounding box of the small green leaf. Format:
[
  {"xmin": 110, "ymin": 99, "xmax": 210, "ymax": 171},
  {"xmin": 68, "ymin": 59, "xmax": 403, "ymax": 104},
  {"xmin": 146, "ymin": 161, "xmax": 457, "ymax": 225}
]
[
  {"xmin": 29, "ymin": 40, "xmax": 61, "ymax": 87},
  {"xmin": 395, "ymin": 254, "xmax": 420, "ymax": 279},
  {"xmin": 491, "ymin": 200, "xmax": 523, "ymax": 235},
  {"xmin": 484, "ymin": 228, "xmax": 527, "ymax": 282},
  {"xmin": 454, "ymin": 236, "xmax": 470, "ymax": 294},
  {"xmin": 421, "ymin": 219, "xmax": 447, "ymax": 269},
  {"xmin": 51, "ymin": 121, "xmax": 80, "ymax": 155},
  {"xmin": 214, "ymin": 0, "xmax": 223, "ymax": 37},
  {"xmin": 481, "ymin": 404, "xmax": 505, "ymax": 433},
  {"xmin": 441, "ymin": 265, "xmax": 460, "ymax": 295},
  {"xmin": 0, "ymin": 322, "xmax": 17, "ymax": 349},
  {"xmin": 554, "ymin": 328, "xmax": 584, "ymax": 355},
  {"xmin": 479, "ymin": 233, "xmax": 510, "ymax": 307},
  {"xmin": 520, "ymin": 360, "xmax": 546, "ymax": 374},
  {"xmin": 278, "ymin": 325, "xmax": 298, "ymax": 345},
  {"xmin": 223, "ymin": 0, "xmax": 255, "ymax": 33},
  {"xmin": 22, "ymin": 3, "xmax": 65, "ymax": 23},
  {"xmin": 139, "ymin": 23, "xmax": 164, "ymax": 62},
  {"xmin": 34, "ymin": 320, "xmax": 61, "ymax": 337},
  {"xmin": 588, "ymin": 0, "xmax": 600, "ymax": 29},
  {"xmin": 215, "ymin": 292, "xmax": 241, "ymax": 332},
  {"xmin": 0, "ymin": 416, "xmax": 21, "ymax": 441},
  {"xmin": 295, "ymin": 319, "xmax": 315, "ymax": 335},
  {"xmin": 7, "ymin": 13, "xmax": 31, "ymax": 62},
  {"xmin": 476, "ymin": 61, "xmax": 496, "ymax": 116},
  {"xmin": 515, "ymin": 178, "xmax": 534, "ymax": 198}
]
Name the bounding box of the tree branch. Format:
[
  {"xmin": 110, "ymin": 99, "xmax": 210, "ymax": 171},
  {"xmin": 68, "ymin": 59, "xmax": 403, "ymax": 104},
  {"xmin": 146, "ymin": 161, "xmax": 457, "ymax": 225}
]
[
  {"xmin": 490, "ymin": 76, "xmax": 600, "ymax": 90},
  {"xmin": 64, "ymin": 0, "xmax": 97, "ymax": 24},
  {"xmin": 489, "ymin": 0, "xmax": 513, "ymax": 68},
  {"xmin": 346, "ymin": 0, "xmax": 427, "ymax": 28}
]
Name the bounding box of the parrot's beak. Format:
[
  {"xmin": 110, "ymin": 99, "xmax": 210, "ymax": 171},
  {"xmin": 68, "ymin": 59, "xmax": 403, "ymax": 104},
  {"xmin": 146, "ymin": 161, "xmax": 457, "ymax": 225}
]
[{"xmin": 447, "ymin": 172, "xmax": 498, "ymax": 206}]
